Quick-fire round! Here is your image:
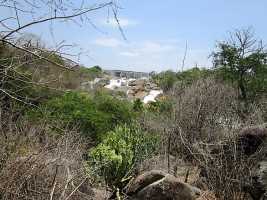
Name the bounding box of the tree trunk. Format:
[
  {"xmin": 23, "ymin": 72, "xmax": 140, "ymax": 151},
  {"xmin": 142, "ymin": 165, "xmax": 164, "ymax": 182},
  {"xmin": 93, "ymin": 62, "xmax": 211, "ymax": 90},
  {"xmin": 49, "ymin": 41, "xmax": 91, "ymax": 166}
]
[{"xmin": 238, "ymin": 73, "xmax": 247, "ymax": 100}]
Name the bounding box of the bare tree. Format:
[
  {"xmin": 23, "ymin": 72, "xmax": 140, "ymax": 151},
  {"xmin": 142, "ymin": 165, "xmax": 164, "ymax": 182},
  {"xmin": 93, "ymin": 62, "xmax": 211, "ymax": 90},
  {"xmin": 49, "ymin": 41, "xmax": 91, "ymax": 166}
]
[
  {"xmin": 0, "ymin": 0, "xmax": 123, "ymax": 105},
  {"xmin": 212, "ymin": 28, "xmax": 267, "ymax": 101}
]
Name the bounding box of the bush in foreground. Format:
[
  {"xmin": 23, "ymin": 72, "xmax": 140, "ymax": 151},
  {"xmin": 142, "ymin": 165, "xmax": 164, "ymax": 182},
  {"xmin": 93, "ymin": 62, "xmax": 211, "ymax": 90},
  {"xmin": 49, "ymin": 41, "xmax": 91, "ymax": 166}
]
[{"xmin": 88, "ymin": 124, "xmax": 159, "ymax": 187}]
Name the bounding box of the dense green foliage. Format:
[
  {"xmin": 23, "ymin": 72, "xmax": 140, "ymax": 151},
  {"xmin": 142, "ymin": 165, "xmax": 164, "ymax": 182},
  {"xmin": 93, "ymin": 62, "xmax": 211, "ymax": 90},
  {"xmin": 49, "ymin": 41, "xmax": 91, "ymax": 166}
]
[
  {"xmin": 152, "ymin": 68, "xmax": 211, "ymax": 91},
  {"xmin": 213, "ymin": 29, "xmax": 267, "ymax": 101},
  {"xmin": 147, "ymin": 98, "xmax": 173, "ymax": 115},
  {"xmin": 176, "ymin": 67, "xmax": 212, "ymax": 85},
  {"xmin": 29, "ymin": 92, "xmax": 134, "ymax": 139},
  {"xmin": 79, "ymin": 65, "xmax": 103, "ymax": 81},
  {"xmin": 133, "ymin": 99, "xmax": 144, "ymax": 112},
  {"xmin": 152, "ymin": 70, "xmax": 177, "ymax": 91},
  {"xmin": 88, "ymin": 124, "xmax": 159, "ymax": 186}
]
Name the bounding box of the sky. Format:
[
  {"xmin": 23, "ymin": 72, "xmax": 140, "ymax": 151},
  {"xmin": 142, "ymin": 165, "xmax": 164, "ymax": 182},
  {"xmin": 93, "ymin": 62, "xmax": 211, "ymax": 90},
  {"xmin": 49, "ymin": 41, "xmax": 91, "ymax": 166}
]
[{"xmin": 2, "ymin": 0, "xmax": 267, "ymax": 72}]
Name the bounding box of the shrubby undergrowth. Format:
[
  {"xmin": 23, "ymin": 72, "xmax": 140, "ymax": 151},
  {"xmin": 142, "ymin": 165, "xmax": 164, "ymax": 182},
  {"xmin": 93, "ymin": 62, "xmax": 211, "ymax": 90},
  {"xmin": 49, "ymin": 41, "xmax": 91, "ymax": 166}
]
[
  {"xmin": 1, "ymin": 28, "xmax": 267, "ymax": 200},
  {"xmin": 88, "ymin": 124, "xmax": 159, "ymax": 187},
  {"xmin": 28, "ymin": 91, "xmax": 134, "ymax": 140}
]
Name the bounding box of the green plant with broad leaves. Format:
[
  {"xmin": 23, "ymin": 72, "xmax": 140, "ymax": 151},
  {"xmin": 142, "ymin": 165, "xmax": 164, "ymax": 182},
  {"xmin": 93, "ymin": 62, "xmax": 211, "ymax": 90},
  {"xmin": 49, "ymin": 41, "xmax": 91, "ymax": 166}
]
[{"xmin": 88, "ymin": 124, "xmax": 159, "ymax": 187}]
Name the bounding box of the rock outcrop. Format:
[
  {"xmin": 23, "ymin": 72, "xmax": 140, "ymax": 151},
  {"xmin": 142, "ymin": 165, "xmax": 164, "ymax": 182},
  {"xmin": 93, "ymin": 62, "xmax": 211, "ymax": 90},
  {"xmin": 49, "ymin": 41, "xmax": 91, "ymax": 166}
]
[
  {"xmin": 126, "ymin": 79, "xmax": 162, "ymax": 102},
  {"xmin": 239, "ymin": 124, "xmax": 267, "ymax": 200},
  {"xmin": 123, "ymin": 170, "xmax": 201, "ymax": 200},
  {"xmin": 84, "ymin": 76, "xmax": 163, "ymax": 103},
  {"xmin": 198, "ymin": 123, "xmax": 267, "ymax": 200},
  {"xmin": 245, "ymin": 161, "xmax": 267, "ymax": 200},
  {"xmin": 236, "ymin": 123, "xmax": 267, "ymax": 156}
]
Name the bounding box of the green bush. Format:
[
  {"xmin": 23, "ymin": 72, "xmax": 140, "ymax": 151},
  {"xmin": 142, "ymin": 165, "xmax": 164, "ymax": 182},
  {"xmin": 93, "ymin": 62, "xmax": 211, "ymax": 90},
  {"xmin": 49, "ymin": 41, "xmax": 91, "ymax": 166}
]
[
  {"xmin": 147, "ymin": 99, "xmax": 173, "ymax": 115},
  {"xmin": 176, "ymin": 67, "xmax": 212, "ymax": 85},
  {"xmin": 133, "ymin": 99, "xmax": 144, "ymax": 112},
  {"xmin": 79, "ymin": 66, "xmax": 103, "ymax": 81},
  {"xmin": 29, "ymin": 91, "xmax": 134, "ymax": 140},
  {"xmin": 40, "ymin": 52, "xmax": 65, "ymax": 65},
  {"xmin": 212, "ymin": 29, "xmax": 267, "ymax": 101},
  {"xmin": 152, "ymin": 68, "xmax": 212, "ymax": 91},
  {"xmin": 88, "ymin": 124, "xmax": 159, "ymax": 187},
  {"xmin": 152, "ymin": 70, "xmax": 177, "ymax": 91}
]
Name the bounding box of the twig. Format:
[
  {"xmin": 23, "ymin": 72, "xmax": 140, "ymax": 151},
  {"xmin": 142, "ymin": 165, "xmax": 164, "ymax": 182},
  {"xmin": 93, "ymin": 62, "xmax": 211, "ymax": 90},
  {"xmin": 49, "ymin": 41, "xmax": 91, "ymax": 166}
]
[
  {"xmin": 64, "ymin": 178, "xmax": 87, "ymax": 200},
  {"xmin": 49, "ymin": 165, "xmax": 59, "ymax": 200},
  {"xmin": 2, "ymin": 2, "xmax": 113, "ymax": 40},
  {"xmin": 181, "ymin": 41, "xmax": 188, "ymax": 72},
  {"xmin": 1, "ymin": 40, "xmax": 72, "ymax": 70},
  {"xmin": 0, "ymin": 88, "xmax": 36, "ymax": 106},
  {"xmin": 184, "ymin": 168, "xmax": 190, "ymax": 183}
]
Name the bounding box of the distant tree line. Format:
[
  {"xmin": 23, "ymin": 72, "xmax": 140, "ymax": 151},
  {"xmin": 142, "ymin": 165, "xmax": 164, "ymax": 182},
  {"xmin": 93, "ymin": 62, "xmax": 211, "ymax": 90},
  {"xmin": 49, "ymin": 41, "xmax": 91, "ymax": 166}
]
[{"xmin": 152, "ymin": 28, "xmax": 267, "ymax": 103}]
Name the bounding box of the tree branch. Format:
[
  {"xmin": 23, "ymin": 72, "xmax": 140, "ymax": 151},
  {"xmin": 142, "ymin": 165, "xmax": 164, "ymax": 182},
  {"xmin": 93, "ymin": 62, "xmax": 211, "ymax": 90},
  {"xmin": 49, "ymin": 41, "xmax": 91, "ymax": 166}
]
[
  {"xmin": 2, "ymin": 2, "xmax": 113, "ymax": 40},
  {"xmin": 0, "ymin": 39, "xmax": 73, "ymax": 70}
]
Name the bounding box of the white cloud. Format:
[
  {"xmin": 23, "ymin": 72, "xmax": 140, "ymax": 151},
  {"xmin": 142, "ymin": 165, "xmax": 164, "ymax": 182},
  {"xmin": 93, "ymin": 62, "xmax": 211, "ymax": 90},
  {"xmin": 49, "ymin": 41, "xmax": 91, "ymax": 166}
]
[
  {"xmin": 117, "ymin": 41, "xmax": 176, "ymax": 57},
  {"xmin": 94, "ymin": 38, "xmax": 122, "ymax": 47},
  {"xmin": 93, "ymin": 38, "xmax": 176, "ymax": 53},
  {"xmin": 91, "ymin": 38, "xmax": 190, "ymax": 71},
  {"xmin": 102, "ymin": 18, "xmax": 139, "ymax": 28},
  {"xmin": 120, "ymin": 51, "xmax": 139, "ymax": 57},
  {"xmin": 139, "ymin": 41, "xmax": 175, "ymax": 54}
]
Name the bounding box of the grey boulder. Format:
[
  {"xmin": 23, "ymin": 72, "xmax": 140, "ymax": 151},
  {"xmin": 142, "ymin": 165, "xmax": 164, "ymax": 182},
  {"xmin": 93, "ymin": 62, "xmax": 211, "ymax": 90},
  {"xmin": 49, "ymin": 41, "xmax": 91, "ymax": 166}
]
[{"xmin": 125, "ymin": 170, "xmax": 201, "ymax": 200}]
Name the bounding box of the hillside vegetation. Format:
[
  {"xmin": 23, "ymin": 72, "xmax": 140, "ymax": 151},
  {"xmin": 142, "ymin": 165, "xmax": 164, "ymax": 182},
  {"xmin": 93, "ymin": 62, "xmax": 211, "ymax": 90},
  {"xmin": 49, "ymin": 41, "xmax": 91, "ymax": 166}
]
[{"xmin": 1, "ymin": 15, "xmax": 267, "ymax": 200}]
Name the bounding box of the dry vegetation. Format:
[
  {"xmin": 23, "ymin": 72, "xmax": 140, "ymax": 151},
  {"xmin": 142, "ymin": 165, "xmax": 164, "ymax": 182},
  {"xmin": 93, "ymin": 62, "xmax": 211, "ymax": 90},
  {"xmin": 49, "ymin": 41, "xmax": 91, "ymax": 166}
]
[
  {"xmin": 142, "ymin": 77, "xmax": 266, "ymax": 200},
  {"xmin": 0, "ymin": 1, "xmax": 267, "ymax": 200},
  {"xmin": 1, "ymin": 47, "xmax": 266, "ymax": 200},
  {"xmin": 0, "ymin": 109, "xmax": 92, "ymax": 199}
]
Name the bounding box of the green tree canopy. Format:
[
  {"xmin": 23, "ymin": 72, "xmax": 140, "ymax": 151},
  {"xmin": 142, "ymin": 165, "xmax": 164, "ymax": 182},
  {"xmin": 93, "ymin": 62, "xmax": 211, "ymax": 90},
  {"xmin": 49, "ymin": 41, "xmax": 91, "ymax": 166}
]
[{"xmin": 213, "ymin": 28, "xmax": 267, "ymax": 101}]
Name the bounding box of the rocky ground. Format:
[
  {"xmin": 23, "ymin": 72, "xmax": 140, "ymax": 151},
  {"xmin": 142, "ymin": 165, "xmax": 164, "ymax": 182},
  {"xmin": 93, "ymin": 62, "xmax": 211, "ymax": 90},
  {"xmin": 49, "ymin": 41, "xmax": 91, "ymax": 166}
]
[{"xmin": 81, "ymin": 76, "xmax": 163, "ymax": 104}]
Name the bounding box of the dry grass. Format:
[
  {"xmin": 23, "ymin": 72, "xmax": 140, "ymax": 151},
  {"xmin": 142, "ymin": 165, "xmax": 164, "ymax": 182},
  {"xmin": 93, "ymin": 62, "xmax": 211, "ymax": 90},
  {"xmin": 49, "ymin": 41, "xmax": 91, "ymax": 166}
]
[
  {"xmin": 142, "ymin": 78, "xmax": 266, "ymax": 200},
  {"xmin": 197, "ymin": 191, "xmax": 218, "ymax": 200},
  {"xmin": 0, "ymin": 110, "xmax": 94, "ymax": 200}
]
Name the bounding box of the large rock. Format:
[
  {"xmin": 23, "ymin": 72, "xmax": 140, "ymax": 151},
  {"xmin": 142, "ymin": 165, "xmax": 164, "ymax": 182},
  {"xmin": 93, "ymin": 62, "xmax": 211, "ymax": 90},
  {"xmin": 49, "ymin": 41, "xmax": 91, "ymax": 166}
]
[
  {"xmin": 198, "ymin": 123, "xmax": 267, "ymax": 200},
  {"xmin": 236, "ymin": 123, "xmax": 267, "ymax": 156},
  {"xmin": 135, "ymin": 79, "xmax": 146, "ymax": 86},
  {"xmin": 144, "ymin": 82, "xmax": 160, "ymax": 90},
  {"xmin": 128, "ymin": 79, "xmax": 137, "ymax": 86},
  {"xmin": 241, "ymin": 124, "xmax": 267, "ymax": 200},
  {"xmin": 135, "ymin": 91, "xmax": 148, "ymax": 100},
  {"xmin": 150, "ymin": 83, "xmax": 160, "ymax": 90},
  {"xmin": 128, "ymin": 79, "xmax": 145, "ymax": 87},
  {"xmin": 82, "ymin": 78, "xmax": 110, "ymax": 90},
  {"xmin": 95, "ymin": 78, "xmax": 110, "ymax": 87},
  {"xmin": 131, "ymin": 85, "xmax": 145, "ymax": 92},
  {"xmin": 124, "ymin": 170, "xmax": 201, "ymax": 200},
  {"xmin": 144, "ymin": 83, "xmax": 152, "ymax": 91},
  {"xmin": 244, "ymin": 161, "xmax": 267, "ymax": 200}
]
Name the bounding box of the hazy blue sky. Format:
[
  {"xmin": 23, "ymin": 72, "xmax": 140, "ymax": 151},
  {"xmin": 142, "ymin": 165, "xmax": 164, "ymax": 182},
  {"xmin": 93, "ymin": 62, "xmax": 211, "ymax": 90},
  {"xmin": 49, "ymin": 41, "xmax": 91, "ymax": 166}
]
[{"xmin": 2, "ymin": 0, "xmax": 267, "ymax": 72}]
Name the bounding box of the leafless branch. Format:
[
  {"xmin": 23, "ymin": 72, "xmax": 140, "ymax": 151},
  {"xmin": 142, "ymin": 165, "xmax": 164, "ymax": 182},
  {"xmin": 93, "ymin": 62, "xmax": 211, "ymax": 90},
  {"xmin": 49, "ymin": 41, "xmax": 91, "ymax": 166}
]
[
  {"xmin": 2, "ymin": 2, "xmax": 113, "ymax": 40},
  {"xmin": 1, "ymin": 39, "xmax": 72, "ymax": 70}
]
